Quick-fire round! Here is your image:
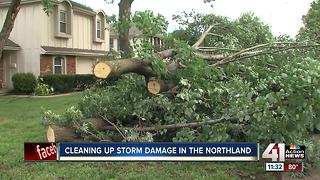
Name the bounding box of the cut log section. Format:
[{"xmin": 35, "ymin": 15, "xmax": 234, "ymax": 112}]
[
  {"xmin": 93, "ymin": 62, "xmax": 111, "ymax": 79},
  {"xmin": 93, "ymin": 59, "xmax": 155, "ymax": 79},
  {"xmin": 47, "ymin": 125, "xmax": 79, "ymax": 142},
  {"xmin": 147, "ymin": 80, "xmax": 176, "ymax": 95},
  {"xmin": 148, "ymin": 80, "xmax": 161, "ymax": 94}
]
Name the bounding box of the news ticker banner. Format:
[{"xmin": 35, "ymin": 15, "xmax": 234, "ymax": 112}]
[
  {"xmin": 24, "ymin": 142, "xmax": 305, "ymax": 172},
  {"xmin": 24, "ymin": 143, "xmax": 259, "ymax": 161}
]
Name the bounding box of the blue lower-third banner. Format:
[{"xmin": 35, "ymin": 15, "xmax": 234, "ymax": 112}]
[{"xmin": 58, "ymin": 143, "xmax": 259, "ymax": 161}]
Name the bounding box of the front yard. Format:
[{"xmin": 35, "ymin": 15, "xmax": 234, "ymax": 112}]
[{"xmin": 0, "ymin": 94, "xmax": 269, "ymax": 179}]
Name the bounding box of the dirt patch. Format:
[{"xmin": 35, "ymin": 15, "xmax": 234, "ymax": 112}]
[{"xmin": 0, "ymin": 163, "xmax": 11, "ymax": 171}]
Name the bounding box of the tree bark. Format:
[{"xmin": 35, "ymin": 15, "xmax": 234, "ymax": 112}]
[
  {"xmin": 47, "ymin": 125, "xmax": 80, "ymax": 142},
  {"xmin": 100, "ymin": 116, "xmax": 238, "ymax": 132},
  {"xmin": 118, "ymin": 0, "xmax": 134, "ymax": 58},
  {"xmin": 147, "ymin": 79, "xmax": 176, "ymax": 95},
  {"xmin": 47, "ymin": 116, "xmax": 236, "ymax": 142},
  {"xmin": 94, "ymin": 58, "xmax": 155, "ymax": 79},
  {"xmin": 0, "ymin": 0, "xmax": 21, "ymax": 60}
]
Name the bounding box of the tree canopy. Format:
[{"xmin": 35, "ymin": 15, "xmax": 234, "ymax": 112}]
[
  {"xmin": 44, "ymin": 8, "xmax": 320, "ymax": 148},
  {"xmin": 132, "ymin": 10, "xmax": 168, "ymax": 37},
  {"xmin": 298, "ymin": 0, "xmax": 320, "ymax": 42}
]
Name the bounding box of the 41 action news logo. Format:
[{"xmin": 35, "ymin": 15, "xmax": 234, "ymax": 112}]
[{"xmin": 262, "ymin": 143, "xmax": 305, "ymax": 162}]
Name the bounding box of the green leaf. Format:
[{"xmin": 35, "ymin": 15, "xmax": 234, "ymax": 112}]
[{"xmin": 316, "ymin": 123, "xmax": 320, "ymax": 131}]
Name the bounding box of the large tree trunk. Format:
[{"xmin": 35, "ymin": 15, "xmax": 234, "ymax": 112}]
[
  {"xmin": 94, "ymin": 58, "xmax": 155, "ymax": 79},
  {"xmin": 47, "ymin": 125, "xmax": 80, "ymax": 142},
  {"xmin": 118, "ymin": 0, "xmax": 134, "ymax": 58},
  {"xmin": 94, "ymin": 48, "xmax": 179, "ymax": 80},
  {"xmin": 0, "ymin": 0, "xmax": 21, "ymax": 60}
]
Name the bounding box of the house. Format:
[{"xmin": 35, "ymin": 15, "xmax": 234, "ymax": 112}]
[
  {"xmin": 109, "ymin": 24, "xmax": 163, "ymax": 55},
  {"xmin": 0, "ymin": 0, "xmax": 110, "ymax": 88}
]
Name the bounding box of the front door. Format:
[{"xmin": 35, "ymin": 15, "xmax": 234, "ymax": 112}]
[
  {"xmin": 0, "ymin": 53, "xmax": 4, "ymax": 88},
  {"xmin": 1, "ymin": 51, "xmax": 18, "ymax": 89}
]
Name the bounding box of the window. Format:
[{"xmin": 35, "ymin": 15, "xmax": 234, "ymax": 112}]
[
  {"xmin": 154, "ymin": 37, "xmax": 161, "ymax": 46},
  {"xmin": 97, "ymin": 20, "xmax": 102, "ymax": 39},
  {"xmin": 60, "ymin": 11, "xmax": 67, "ymax": 33},
  {"xmin": 55, "ymin": 3, "xmax": 73, "ymax": 38},
  {"xmin": 110, "ymin": 38, "xmax": 114, "ymax": 50},
  {"xmin": 152, "ymin": 37, "xmax": 161, "ymax": 52},
  {"xmin": 53, "ymin": 56, "xmax": 65, "ymax": 74},
  {"xmin": 93, "ymin": 12, "xmax": 105, "ymax": 42}
]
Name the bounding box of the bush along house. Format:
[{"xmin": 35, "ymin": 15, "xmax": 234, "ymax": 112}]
[{"xmin": 0, "ymin": 0, "xmax": 110, "ymax": 88}]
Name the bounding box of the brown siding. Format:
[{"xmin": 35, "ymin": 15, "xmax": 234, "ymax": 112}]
[
  {"xmin": 40, "ymin": 55, "xmax": 53, "ymax": 76},
  {"xmin": 0, "ymin": 58, "xmax": 3, "ymax": 88},
  {"xmin": 66, "ymin": 56, "xmax": 76, "ymax": 74}
]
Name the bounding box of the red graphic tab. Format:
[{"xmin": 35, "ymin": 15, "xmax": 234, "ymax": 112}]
[
  {"xmin": 24, "ymin": 143, "xmax": 57, "ymax": 161},
  {"xmin": 284, "ymin": 162, "xmax": 303, "ymax": 172}
]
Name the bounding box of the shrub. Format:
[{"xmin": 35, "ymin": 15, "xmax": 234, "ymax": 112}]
[
  {"xmin": 41, "ymin": 75, "xmax": 75, "ymax": 93},
  {"xmin": 95, "ymin": 76, "xmax": 121, "ymax": 87},
  {"xmin": 12, "ymin": 73, "xmax": 37, "ymax": 93},
  {"xmin": 74, "ymin": 74, "xmax": 96, "ymax": 90},
  {"xmin": 41, "ymin": 74, "xmax": 100, "ymax": 93},
  {"xmin": 34, "ymin": 78, "xmax": 53, "ymax": 96}
]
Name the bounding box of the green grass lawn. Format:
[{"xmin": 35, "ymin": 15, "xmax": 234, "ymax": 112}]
[{"xmin": 0, "ymin": 94, "xmax": 270, "ymax": 180}]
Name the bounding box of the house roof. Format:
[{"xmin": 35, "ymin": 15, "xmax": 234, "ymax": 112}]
[
  {"xmin": 110, "ymin": 24, "xmax": 143, "ymax": 38},
  {"xmin": 4, "ymin": 39, "xmax": 20, "ymax": 50},
  {"xmin": 110, "ymin": 24, "xmax": 163, "ymax": 39},
  {"xmin": 5, "ymin": 39, "xmax": 20, "ymax": 47},
  {"xmin": 41, "ymin": 46, "xmax": 108, "ymax": 57},
  {"xmin": 70, "ymin": 0, "xmax": 94, "ymax": 12},
  {"xmin": 0, "ymin": 0, "xmax": 95, "ymax": 13}
]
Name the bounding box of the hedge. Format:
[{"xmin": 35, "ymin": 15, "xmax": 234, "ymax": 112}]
[
  {"xmin": 40, "ymin": 74, "xmax": 96, "ymax": 93},
  {"xmin": 74, "ymin": 74, "xmax": 97, "ymax": 90},
  {"xmin": 12, "ymin": 73, "xmax": 37, "ymax": 93}
]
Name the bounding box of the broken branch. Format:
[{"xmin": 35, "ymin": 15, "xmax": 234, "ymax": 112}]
[
  {"xmin": 192, "ymin": 24, "xmax": 218, "ymax": 48},
  {"xmin": 94, "ymin": 58, "xmax": 155, "ymax": 79},
  {"xmin": 147, "ymin": 79, "xmax": 176, "ymax": 95},
  {"xmin": 211, "ymin": 42, "xmax": 320, "ymax": 67},
  {"xmin": 101, "ymin": 116, "xmax": 237, "ymax": 132}
]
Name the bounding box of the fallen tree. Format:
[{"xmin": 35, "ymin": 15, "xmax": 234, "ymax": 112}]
[
  {"xmin": 43, "ymin": 12, "xmax": 320, "ymax": 145},
  {"xmin": 93, "ymin": 24, "xmax": 319, "ymax": 95},
  {"xmin": 46, "ymin": 27, "xmax": 320, "ymax": 142},
  {"xmin": 41, "ymin": 10, "xmax": 320, "ymax": 172},
  {"xmin": 46, "ymin": 116, "xmax": 238, "ymax": 142}
]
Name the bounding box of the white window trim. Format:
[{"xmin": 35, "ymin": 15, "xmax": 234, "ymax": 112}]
[
  {"xmin": 75, "ymin": 56, "xmax": 77, "ymax": 74},
  {"xmin": 109, "ymin": 37, "xmax": 114, "ymax": 50},
  {"xmin": 93, "ymin": 13, "xmax": 105, "ymax": 43},
  {"xmin": 52, "ymin": 56, "xmax": 67, "ymax": 75},
  {"xmin": 59, "ymin": 10, "xmax": 67, "ymax": 34},
  {"xmin": 97, "ymin": 20, "xmax": 102, "ymax": 39},
  {"xmin": 55, "ymin": 3, "xmax": 73, "ymax": 39}
]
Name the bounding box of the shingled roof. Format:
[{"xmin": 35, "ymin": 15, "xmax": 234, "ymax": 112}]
[
  {"xmin": 41, "ymin": 46, "xmax": 107, "ymax": 56},
  {"xmin": 110, "ymin": 24, "xmax": 163, "ymax": 39},
  {"xmin": 70, "ymin": 0, "xmax": 94, "ymax": 12},
  {"xmin": 4, "ymin": 39, "xmax": 20, "ymax": 50},
  {"xmin": 110, "ymin": 24, "xmax": 143, "ymax": 38},
  {"xmin": 0, "ymin": 0, "xmax": 94, "ymax": 12},
  {"xmin": 5, "ymin": 39, "xmax": 19, "ymax": 47}
]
